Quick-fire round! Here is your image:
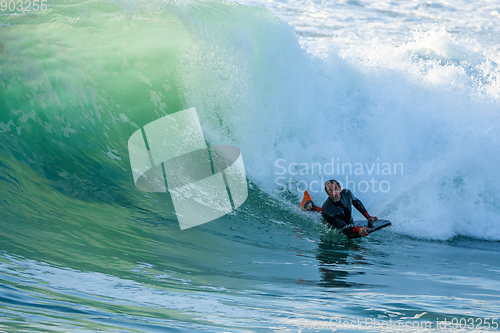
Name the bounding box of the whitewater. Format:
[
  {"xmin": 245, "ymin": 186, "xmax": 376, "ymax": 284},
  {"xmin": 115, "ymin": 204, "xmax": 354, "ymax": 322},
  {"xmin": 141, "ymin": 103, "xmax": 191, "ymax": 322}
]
[{"xmin": 1, "ymin": 0, "xmax": 500, "ymax": 331}]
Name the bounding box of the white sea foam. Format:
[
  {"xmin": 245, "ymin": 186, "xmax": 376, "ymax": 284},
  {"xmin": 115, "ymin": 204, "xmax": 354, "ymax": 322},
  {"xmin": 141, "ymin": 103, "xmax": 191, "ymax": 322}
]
[{"xmin": 179, "ymin": 0, "xmax": 500, "ymax": 240}]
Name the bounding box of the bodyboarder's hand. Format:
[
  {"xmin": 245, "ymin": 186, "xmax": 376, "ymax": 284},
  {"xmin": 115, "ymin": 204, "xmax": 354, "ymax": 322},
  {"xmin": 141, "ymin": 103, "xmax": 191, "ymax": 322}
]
[
  {"xmin": 367, "ymin": 216, "xmax": 377, "ymax": 228},
  {"xmin": 358, "ymin": 226, "xmax": 370, "ymax": 237}
]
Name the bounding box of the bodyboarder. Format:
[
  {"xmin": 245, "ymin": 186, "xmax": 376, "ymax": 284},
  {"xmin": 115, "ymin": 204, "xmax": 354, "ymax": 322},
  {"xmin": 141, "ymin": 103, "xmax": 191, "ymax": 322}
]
[{"xmin": 301, "ymin": 179, "xmax": 378, "ymax": 238}]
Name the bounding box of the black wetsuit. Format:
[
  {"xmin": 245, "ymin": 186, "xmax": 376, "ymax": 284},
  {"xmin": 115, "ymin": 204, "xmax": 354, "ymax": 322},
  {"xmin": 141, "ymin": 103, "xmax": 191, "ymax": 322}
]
[{"xmin": 321, "ymin": 189, "xmax": 371, "ymax": 238}]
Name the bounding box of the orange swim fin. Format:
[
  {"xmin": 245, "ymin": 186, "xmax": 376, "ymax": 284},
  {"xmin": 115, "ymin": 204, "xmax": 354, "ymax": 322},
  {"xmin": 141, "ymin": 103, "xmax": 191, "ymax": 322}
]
[
  {"xmin": 299, "ymin": 190, "xmax": 322, "ymax": 212},
  {"xmin": 299, "ymin": 190, "xmax": 313, "ymax": 210}
]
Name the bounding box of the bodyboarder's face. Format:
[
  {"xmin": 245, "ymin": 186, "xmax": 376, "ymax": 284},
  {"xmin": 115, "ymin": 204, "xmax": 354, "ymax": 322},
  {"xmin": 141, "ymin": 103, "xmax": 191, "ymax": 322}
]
[{"xmin": 326, "ymin": 182, "xmax": 341, "ymax": 202}]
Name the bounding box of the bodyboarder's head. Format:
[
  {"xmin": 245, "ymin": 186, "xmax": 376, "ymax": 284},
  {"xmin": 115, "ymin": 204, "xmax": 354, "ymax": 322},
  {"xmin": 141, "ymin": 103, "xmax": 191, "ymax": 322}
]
[{"xmin": 324, "ymin": 179, "xmax": 341, "ymax": 202}]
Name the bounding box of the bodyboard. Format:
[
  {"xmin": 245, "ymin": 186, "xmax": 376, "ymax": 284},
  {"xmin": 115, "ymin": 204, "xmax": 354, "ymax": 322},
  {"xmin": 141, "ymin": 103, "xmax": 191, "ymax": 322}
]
[{"xmin": 355, "ymin": 219, "xmax": 391, "ymax": 233}]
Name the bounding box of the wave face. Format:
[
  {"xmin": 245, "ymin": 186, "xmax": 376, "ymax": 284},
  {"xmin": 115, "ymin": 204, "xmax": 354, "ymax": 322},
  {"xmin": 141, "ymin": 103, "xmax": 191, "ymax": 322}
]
[
  {"xmin": 0, "ymin": 0, "xmax": 498, "ymax": 247},
  {"xmin": 1, "ymin": 0, "xmax": 500, "ymax": 331}
]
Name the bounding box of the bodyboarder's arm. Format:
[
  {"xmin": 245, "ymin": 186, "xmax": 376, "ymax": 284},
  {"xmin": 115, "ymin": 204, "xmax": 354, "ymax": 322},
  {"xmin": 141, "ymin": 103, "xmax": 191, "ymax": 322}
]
[
  {"xmin": 321, "ymin": 211, "xmax": 363, "ymax": 238},
  {"xmin": 349, "ymin": 190, "xmax": 378, "ymax": 225}
]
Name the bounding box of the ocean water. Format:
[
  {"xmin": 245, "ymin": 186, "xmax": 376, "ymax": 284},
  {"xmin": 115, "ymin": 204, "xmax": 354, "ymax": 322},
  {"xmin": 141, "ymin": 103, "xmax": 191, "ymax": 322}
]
[{"xmin": 1, "ymin": 0, "xmax": 500, "ymax": 331}]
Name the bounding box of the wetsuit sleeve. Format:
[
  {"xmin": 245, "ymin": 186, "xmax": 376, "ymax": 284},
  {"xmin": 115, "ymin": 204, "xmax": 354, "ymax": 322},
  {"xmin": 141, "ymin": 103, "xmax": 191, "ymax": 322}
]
[
  {"xmin": 349, "ymin": 190, "xmax": 371, "ymax": 219},
  {"xmin": 321, "ymin": 211, "xmax": 361, "ymax": 238},
  {"xmin": 342, "ymin": 224, "xmax": 362, "ymax": 238}
]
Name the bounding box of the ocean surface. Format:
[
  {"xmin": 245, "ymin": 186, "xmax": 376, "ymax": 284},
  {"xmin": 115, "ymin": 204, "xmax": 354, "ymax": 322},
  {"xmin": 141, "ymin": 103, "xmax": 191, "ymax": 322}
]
[{"xmin": 1, "ymin": 0, "xmax": 500, "ymax": 331}]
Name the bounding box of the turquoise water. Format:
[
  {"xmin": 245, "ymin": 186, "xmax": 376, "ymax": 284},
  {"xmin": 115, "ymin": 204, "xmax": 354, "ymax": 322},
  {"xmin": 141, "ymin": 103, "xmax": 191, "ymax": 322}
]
[{"xmin": 1, "ymin": 0, "xmax": 500, "ymax": 331}]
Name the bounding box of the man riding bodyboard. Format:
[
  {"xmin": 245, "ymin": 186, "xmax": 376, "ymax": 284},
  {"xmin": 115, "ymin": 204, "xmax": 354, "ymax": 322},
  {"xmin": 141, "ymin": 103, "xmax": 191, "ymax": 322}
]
[{"xmin": 300, "ymin": 179, "xmax": 378, "ymax": 238}]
